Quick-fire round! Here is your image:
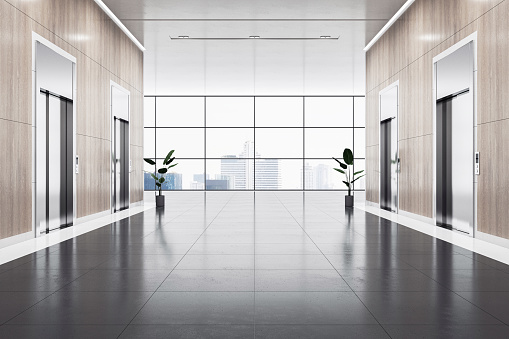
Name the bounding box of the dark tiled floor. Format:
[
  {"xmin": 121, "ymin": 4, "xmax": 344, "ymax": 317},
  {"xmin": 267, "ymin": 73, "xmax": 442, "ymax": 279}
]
[{"xmin": 1, "ymin": 192, "xmax": 509, "ymax": 338}]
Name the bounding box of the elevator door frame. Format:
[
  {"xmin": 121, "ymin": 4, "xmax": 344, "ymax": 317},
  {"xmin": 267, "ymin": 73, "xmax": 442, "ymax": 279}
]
[
  {"xmin": 379, "ymin": 81, "xmax": 399, "ymax": 213},
  {"xmin": 110, "ymin": 81, "xmax": 131, "ymax": 214},
  {"xmin": 32, "ymin": 33, "xmax": 77, "ymax": 237},
  {"xmin": 432, "ymin": 32, "xmax": 478, "ymax": 237}
]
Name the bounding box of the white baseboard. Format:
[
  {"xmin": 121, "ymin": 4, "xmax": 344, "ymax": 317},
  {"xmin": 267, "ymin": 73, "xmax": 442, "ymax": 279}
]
[
  {"xmin": 398, "ymin": 209, "xmax": 434, "ymax": 225},
  {"xmin": 476, "ymin": 231, "xmax": 509, "ymax": 249},
  {"xmin": 0, "ymin": 231, "xmax": 33, "ymax": 249},
  {"xmin": 366, "ymin": 200, "xmax": 380, "ymax": 208},
  {"xmin": 75, "ymin": 209, "xmax": 112, "ymax": 225}
]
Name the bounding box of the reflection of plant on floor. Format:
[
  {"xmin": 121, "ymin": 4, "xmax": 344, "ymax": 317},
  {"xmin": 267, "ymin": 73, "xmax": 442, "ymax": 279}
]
[
  {"xmin": 144, "ymin": 150, "xmax": 178, "ymax": 196},
  {"xmin": 333, "ymin": 148, "xmax": 364, "ymax": 196}
]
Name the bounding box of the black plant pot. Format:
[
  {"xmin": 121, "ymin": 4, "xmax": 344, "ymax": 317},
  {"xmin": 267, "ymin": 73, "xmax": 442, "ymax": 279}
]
[
  {"xmin": 345, "ymin": 195, "xmax": 354, "ymax": 207},
  {"xmin": 156, "ymin": 195, "xmax": 165, "ymax": 208}
]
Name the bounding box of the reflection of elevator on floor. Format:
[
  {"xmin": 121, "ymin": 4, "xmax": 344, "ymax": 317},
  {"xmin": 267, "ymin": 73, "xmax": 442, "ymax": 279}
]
[
  {"xmin": 434, "ymin": 42, "xmax": 475, "ymax": 235},
  {"xmin": 40, "ymin": 90, "xmax": 74, "ymax": 232},
  {"xmin": 380, "ymin": 84, "xmax": 399, "ymax": 213},
  {"xmin": 114, "ymin": 118, "xmax": 129, "ymax": 212}
]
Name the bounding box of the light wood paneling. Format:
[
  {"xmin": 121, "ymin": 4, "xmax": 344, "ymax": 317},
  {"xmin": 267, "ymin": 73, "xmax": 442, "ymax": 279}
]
[
  {"xmin": 478, "ymin": 121, "xmax": 509, "ymax": 240},
  {"xmin": 0, "ymin": 0, "xmax": 143, "ymax": 240},
  {"xmin": 0, "ymin": 119, "xmax": 31, "ymax": 239},
  {"xmin": 398, "ymin": 135, "xmax": 433, "ymax": 218},
  {"xmin": 366, "ymin": 0, "xmax": 509, "ymax": 241},
  {"xmin": 130, "ymin": 145, "xmax": 143, "ymax": 203},
  {"xmin": 366, "ymin": 145, "xmax": 379, "ymax": 203}
]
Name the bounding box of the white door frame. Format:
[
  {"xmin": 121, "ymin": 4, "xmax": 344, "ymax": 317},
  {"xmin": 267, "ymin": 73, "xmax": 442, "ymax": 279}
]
[
  {"xmin": 379, "ymin": 80, "xmax": 399, "ymax": 213},
  {"xmin": 32, "ymin": 32, "xmax": 77, "ymax": 237},
  {"xmin": 110, "ymin": 81, "xmax": 131, "ymax": 213},
  {"xmin": 432, "ymin": 32, "xmax": 478, "ymax": 237}
]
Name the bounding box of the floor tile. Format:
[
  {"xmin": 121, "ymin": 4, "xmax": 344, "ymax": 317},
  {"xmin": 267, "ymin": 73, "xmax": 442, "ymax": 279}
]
[
  {"xmin": 255, "ymin": 270, "xmax": 351, "ymax": 291},
  {"xmin": 255, "ymin": 292, "xmax": 377, "ymax": 324},
  {"xmin": 132, "ymin": 292, "xmax": 254, "ymax": 324},
  {"xmin": 383, "ymin": 324, "xmax": 509, "ymax": 339},
  {"xmin": 0, "ymin": 269, "xmax": 87, "ymax": 292},
  {"xmin": 62, "ymin": 269, "xmax": 170, "ymax": 291},
  {"xmin": 356, "ymin": 291, "xmax": 501, "ymax": 324},
  {"xmin": 421, "ymin": 269, "xmax": 509, "ymax": 291},
  {"xmin": 0, "ymin": 325, "xmax": 125, "ymax": 339},
  {"xmin": 0, "ymin": 292, "xmax": 52, "ymax": 325},
  {"xmin": 254, "ymin": 325, "xmax": 390, "ymax": 339},
  {"xmin": 457, "ymin": 291, "xmax": 509, "ymax": 324},
  {"xmin": 9, "ymin": 291, "xmax": 152, "ymax": 324},
  {"xmin": 255, "ymin": 255, "xmax": 334, "ymax": 270},
  {"xmin": 159, "ymin": 270, "xmax": 254, "ymax": 291},
  {"xmin": 96, "ymin": 254, "xmax": 183, "ymax": 270},
  {"xmin": 119, "ymin": 324, "xmax": 254, "ymax": 338},
  {"xmin": 326, "ymin": 254, "xmax": 414, "ymax": 270}
]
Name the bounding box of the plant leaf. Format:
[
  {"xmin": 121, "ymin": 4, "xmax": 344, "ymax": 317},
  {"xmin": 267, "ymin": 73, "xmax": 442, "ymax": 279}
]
[
  {"xmin": 168, "ymin": 163, "xmax": 178, "ymax": 169},
  {"xmin": 332, "ymin": 157, "xmax": 347, "ymax": 168},
  {"xmin": 343, "ymin": 148, "xmax": 354, "ymax": 165},
  {"xmin": 144, "ymin": 158, "xmax": 156, "ymax": 165},
  {"xmin": 342, "ymin": 181, "xmax": 350, "ymax": 188},
  {"xmin": 159, "ymin": 177, "xmax": 165, "ymax": 183},
  {"xmin": 150, "ymin": 173, "xmax": 158, "ymax": 181},
  {"xmin": 158, "ymin": 168, "xmax": 168, "ymax": 174},
  {"xmin": 351, "ymin": 174, "xmax": 365, "ymax": 183},
  {"xmin": 333, "ymin": 168, "xmax": 345, "ymax": 174},
  {"xmin": 163, "ymin": 150, "xmax": 175, "ymax": 165},
  {"xmin": 166, "ymin": 157, "xmax": 175, "ymax": 164},
  {"xmin": 353, "ymin": 170, "xmax": 364, "ymax": 176},
  {"xmin": 155, "ymin": 182, "xmax": 161, "ymax": 187}
]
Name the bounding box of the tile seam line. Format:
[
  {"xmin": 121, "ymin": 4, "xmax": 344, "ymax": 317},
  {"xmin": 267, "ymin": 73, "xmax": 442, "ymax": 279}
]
[
  {"xmin": 271, "ymin": 192, "xmax": 393, "ymax": 338},
  {"xmin": 415, "ymin": 269, "xmax": 509, "ymax": 326},
  {"xmin": 116, "ymin": 192, "xmax": 237, "ymax": 338}
]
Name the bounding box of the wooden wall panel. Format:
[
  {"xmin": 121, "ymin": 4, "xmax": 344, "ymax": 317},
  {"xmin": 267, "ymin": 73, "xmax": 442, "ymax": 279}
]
[
  {"xmin": 130, "ymin": 145, "xmax": 144, "ymax": 203},
  {"xmin": 0, "ymin": 0, "xmax": 143, "ymax": 240},
  {"xmin": 366, "ymin": 145, "xmax": 379, "ymax": 203},
  {"xmin": 478, "ymin": 120, "xmax": 509, "ymax": 239},
  {"xmin": 398, "ymin": 135, "xmax": 433, "ymax": 218},
  {"xmin": 366, "ymin": 0, "xmax": 509, "ymax": 241}
]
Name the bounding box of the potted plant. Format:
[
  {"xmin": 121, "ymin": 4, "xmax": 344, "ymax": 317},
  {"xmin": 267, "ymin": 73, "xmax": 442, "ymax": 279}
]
[
  {"xmin": 144, "ymin": 150, "xmax": 178, "ymax": 207},
  {"xmin": 333, "ymin": 148, "xmax": 365, "ymax": 207}
]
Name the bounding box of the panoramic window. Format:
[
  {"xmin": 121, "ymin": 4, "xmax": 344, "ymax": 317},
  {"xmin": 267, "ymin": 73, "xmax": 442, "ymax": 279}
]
[{"xmin": 144, "ymin": 96, "xmax": 365, "ymax": 191}]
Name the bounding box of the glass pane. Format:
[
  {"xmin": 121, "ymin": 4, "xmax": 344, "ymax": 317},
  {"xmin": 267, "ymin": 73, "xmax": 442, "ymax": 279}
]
[
  {"xmin": 303, "ymin": 160, "xmax": 337, "ymax": 190},
  {"xmin": 354, "ymin": 128, "xmax": 366, "ymax": 158},
  {"xmin": 305, "ymin": 97, "xmax": 353, "ymax": 127},
  {"xmin": 144, "ymin": 97, "xmax": 155, "ymax": 127},
  {"xmin": 206, "ymin": 128, "xmax": 254, "ymax": 158},
  {"xmin": 152, "ymin": 159, "xmax": 204, "ymax": 190},
  {"xmin": 206, "ymin": 159, "xmax": 254, "ymax": 190},
  {"xmin": 255, "ymin": 128, "xmax": 303, "ymax": 158},
  {"xmin": 353, "ymin": 159, "xmax": 365, "ymax": 190},
  {"xmin": 206, "ymin": 97, "xmax": 254, "ymax": 127},
  {"xmin": 156, "ymin": 97, "xmax": 204, "ymax": 127},
  {"xmin": 354, "ymin": 97, "xmax": 366, "ymax": 127},
  {"xmin": 305, "ymin": 128, "xmax": 353, "ymax": 159},
  {"xmin": 255, "ymin": 97, "xmax": 303, "ymax": 127},
  {"xmin": 156, "ymin": 128, "xmax": 204, "ymax": 158},
  {"xmin": 144, "ymin": 128, "xmax": 155, "ymax": 159},
  {"xmin": 143, "ymin": 161, "xmax": 156, "ymax": 190},
  {"xmin": 255, "ymin": 159, "xmax": 302, "ymax": 190}
]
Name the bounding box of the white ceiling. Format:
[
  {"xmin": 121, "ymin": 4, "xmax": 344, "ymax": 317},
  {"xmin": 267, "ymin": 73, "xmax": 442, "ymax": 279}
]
[{"xmin": 103, "ymin": 0, "xmax": 407, "ymax": 96}]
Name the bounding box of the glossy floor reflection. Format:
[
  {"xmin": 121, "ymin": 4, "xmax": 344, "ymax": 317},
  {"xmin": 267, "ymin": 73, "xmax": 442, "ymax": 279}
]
[{"xmin": 0, "ymin": 192, "xmax": 509, "ymax": 338}]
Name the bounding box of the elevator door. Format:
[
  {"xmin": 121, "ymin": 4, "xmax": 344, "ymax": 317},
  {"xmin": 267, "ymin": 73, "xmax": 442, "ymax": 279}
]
[
  {"xmin": 41, "ymin": 90, "xmax": 73, "ymax": 233},
  {"xmin": 114, "ymin": 118, "xmax": 129, "ymax": 211},
  {"xmin": 436, "ymin": 91, "xmax": 473, "ymax": 234},
  {"xmin": 380, "ymin": 118, "xmax": 398, "ymax": 212}
]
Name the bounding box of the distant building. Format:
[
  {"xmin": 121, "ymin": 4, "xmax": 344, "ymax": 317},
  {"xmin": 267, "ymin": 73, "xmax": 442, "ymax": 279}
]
[
  {"xmin": 255, "ymin": 159, "xmax": 280, "ymax": 189},
  {"xmin": 313, "ymin": 164, "xmax": 330, "ymax": 189},
  {"xmin": 302, "ymin": 163, "xmax": 313, "ymax": 189},
  {"xmin": 206, "ymin": 179, "xmax": 229, "ymax": 190},
  {"xmin": 144, "ymin": 172, "xmax": 182, "ymax": 190}
]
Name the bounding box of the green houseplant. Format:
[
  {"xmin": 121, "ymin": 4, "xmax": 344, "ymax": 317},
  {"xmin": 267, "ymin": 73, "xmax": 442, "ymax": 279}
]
[
  {"xmin": 144, "ymin": 150, "xmax": 178, "ymax": 207},
  {"xmin": 333, "ymin": 148, "xmax": 365, "ymax": 207}
]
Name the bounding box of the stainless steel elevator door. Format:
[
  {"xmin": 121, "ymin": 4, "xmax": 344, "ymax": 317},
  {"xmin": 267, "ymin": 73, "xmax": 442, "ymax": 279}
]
[
  {"xmin": 380, "ymin": 118, "xmax": 398, "ymax": 212},
  {"xmin": 436, "ymin": 91, "xmax": 474, "ymax": 234},
  {"xmin": 42, "ymin": 91, "xmax": 73, "ymax": 233},
  {"xmin": 114, "ymin": 118, "xmax": 129, "ymax": 211}
]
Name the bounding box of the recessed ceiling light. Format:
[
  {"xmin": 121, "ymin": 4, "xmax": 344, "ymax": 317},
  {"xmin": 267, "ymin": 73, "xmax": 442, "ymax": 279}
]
[
  {"xmin": 320, "ymin": 36, "xmax": 331, "ymax": 39},
  {"xmin": 249, "ymin": 36, "xmax": 260, "ymax": 39},
  {"xmin": 178, "ymin": 36, "xmax": 190, "ymax": 39}
]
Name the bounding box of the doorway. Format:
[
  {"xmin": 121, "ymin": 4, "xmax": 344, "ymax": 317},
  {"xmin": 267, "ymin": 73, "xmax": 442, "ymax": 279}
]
[
  {"xmin": 111, "ymin": 83, "xmax": 131, "ymax": 213},
  {"xmin": 34, "ymin": 39, "xmax": 76, "ymax": 236},
  {"xmin": 434, "ymin": 41, "xmax": 475, "ymax": 235},
  {"xmin": 379, "ymin": 83, "xmax": 399, "ymax": 212}
]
